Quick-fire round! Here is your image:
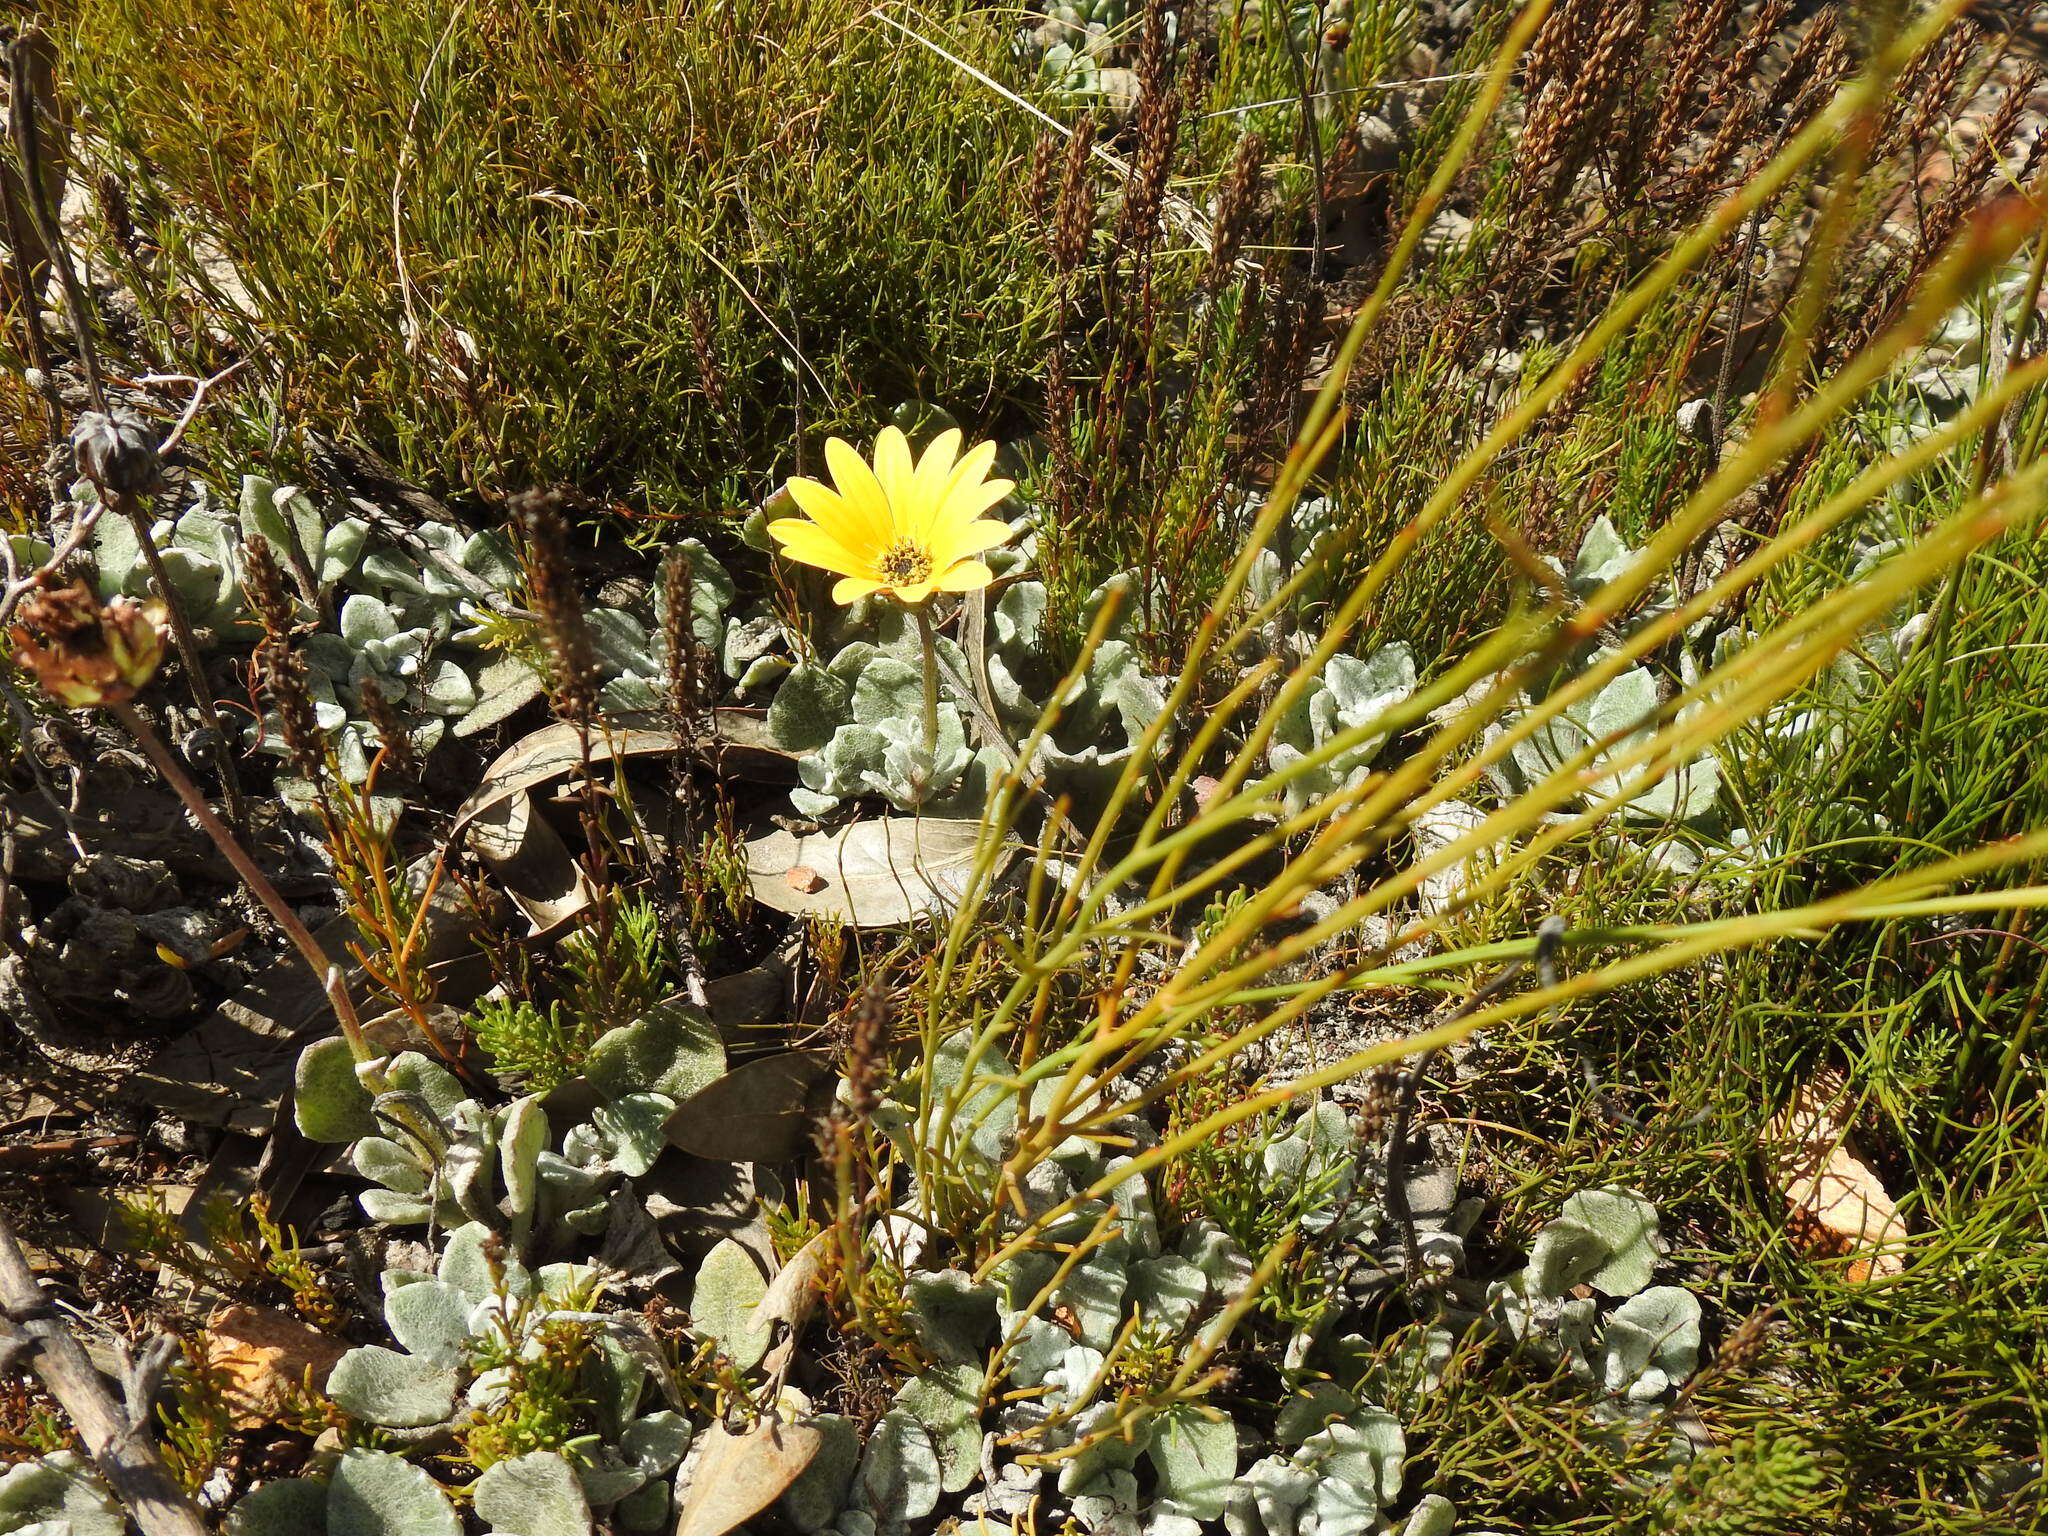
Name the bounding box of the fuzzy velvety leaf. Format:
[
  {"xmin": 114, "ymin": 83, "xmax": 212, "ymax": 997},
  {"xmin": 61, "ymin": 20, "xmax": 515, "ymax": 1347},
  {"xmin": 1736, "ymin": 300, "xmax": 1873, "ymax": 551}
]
[
  {"xmin": 0, "ymin": 1451, "xmax": 124, "ymax": 1535},
  {"xmin": 857, "ymin": 1409, "xmax": 942, "ymax": 1522},
  {"xmin": 225, "ymin": 1475, "xmax": 328, "ymax": 1534},
  {"xmin": 591, "ymin": 1093, "xmax": 674, "ymax": 1177},
  {"xmin": 295, "ymin": 1037, "xmax": 377, "ymax": 1143},
  {"xmin": 778, "ymin": 1413, "xmax": 861, "ymax": 1533},
  {"xmin": 586, "ymin": 999, "xmax": 725, "ymax": 1103},
  {"xmin": 1597, "ymin": 1285, "xmax": 1702, "ymax": 1400},
  {"xmin": 691, "ymin": 1237, "xmax": 770, "ymax": 1372},
  {"xmin": 439, "ymin": 1221, "xmax": 533, "ymax": 1303},
  {"xmin": 1559, "ymin": 1187, "xmax": 1662, "ymax": 1297},
  {"xmin": 326, "ymin": 1345, "xmax": 458, "ymax": 1428},
  {"xmin": 454, "ymin": 653, "xmax": 547, "ymax": 738},
  {"xmin": 1148, "ymin": 1406, "xmax": 1237, "ymax": 1522},
  {"xmin": 383, "ymin": 1280, "xmax": 472, "ymax": 1368},
  {"xmin": 499, "ymin": 1096, "xmax": 549, "ymax": 1220},
  {"xmin": 620, "ymin": 1411, "xmax": 693, "ymax": 1477},
  {"xmin": 383, "ymin": 1052, "xmax": 467, "ymax": 1127},
  {"xmin": 326, "ymin": 1450, "xmax": 460, "ymax": 1536},
  {"xmin": 352, "ymin": 1134, "xmax": 428, "ymax": 1196},
  {"xmin": 768, "ymin": 662, "xmax": 853, "ymax": 752},
  {"xmin": 1524, "ymin": 1219, "xmax": 1608, "ymax": 1301},
  {"xmin": 663, "ymin": 1051, "xmax": 835, "ymax": 1163},
  {"xmin": 1400, "ymin": 1493, "xmax": 1459, "ymax": 1536},
  {"xmin": 472, "ymin": 1452, "xmax": 593, "ymax": 1536},
  {"xmin": 895, "ymin": 1362, "xmax": 984, "ymax": 1494},
  {"xmin": 902, "ymin": 1268, "xmax": 999, "ymax": 1365},
  {"xmin": 614, "ymin": 1478, "xmax": 670, "ymax": 1531}
]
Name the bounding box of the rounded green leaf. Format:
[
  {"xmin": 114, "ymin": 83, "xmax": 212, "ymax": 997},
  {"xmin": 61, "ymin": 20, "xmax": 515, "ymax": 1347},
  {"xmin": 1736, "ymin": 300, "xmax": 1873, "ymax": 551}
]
[
  {"xmin": 226, "ymin": 1475, "xmax": 330, "ymax": 1535},
  {"xmin": 586, "ymin": 999, "xmax": 725, "ymax": 1103},
  {"xmin": 768, "ymin": 662, "xmax": 853, "ymax": 751},
  {"xmin": 690, "ymin": 1238, "xmax": 769, "ymax": 1372},
  {"xmin": 0, "ymin": 1452, "xmax": 124, "ymax": 1536},
  {"xmin": 1560, "ymin": 1186, "xmax": 1661, "ymax": 1297},
  {"xmin": 352, "ymin": 1136, "xmax": 428, "ymax": 1196},
  {"xmin": 473, "ymin": 1451, "xmax": 593, "ymax": 1536},
  {"xmin": 1148, "ymin": 1406, "xmax": 1237, "ymax": 1522},
  {"xmin": 326, "ymin": 1346, "xmax": 458, "ymax": 1428},
  {"xmin": 384, "ymin": 1279, "xmax": 472, "ymax": 1367},
  {"xmin": 296, "ymin": 1037, "xmax": 376, "ymax": 1143},
  {"xmin": 621, "ymin": 1410, "xmax": 693, "ymax": 1477},
  {"xmin": 326, "ymin": 1450, "xmax": 460, "ymax": 1536}
]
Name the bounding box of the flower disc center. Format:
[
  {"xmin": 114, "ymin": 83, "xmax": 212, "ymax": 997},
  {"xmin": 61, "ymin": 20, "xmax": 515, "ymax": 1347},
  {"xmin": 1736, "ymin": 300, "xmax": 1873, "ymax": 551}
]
[{"xmin": 875, "ymin": 538, "xmax": 934, "ymax": 588}]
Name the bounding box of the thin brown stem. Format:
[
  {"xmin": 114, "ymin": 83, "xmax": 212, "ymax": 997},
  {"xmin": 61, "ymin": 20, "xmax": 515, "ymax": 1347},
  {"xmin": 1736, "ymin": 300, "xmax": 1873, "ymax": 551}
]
[
  {"xmin": 108, "ymin": 700, "xmax": 372, "ymax": 1070},
  {"xmin": 112, "ymin": 490, "xmax": 248, "ymax": 830}
]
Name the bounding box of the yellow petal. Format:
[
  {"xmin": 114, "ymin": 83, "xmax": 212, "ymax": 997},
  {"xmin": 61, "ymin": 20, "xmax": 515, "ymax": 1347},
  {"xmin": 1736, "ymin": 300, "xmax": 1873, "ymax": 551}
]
[
  {"xmin": 872, "ymin": 426, "xmax": 916, "ymax": 515},
  {"xmin": 783, "ymin": 478, "xmax": 875, "ymax": 554},
  {"xmin": 768, "ymin": 519, "xmax": 866, "ymax": 578},
  {"xmin": 934, "ymin": 558, "xmax": 995, "ymax": 592},
  {"xmin": 932, "ymin": 475, "xmax": 1016, "ymax": 540},
  {"xmin": 831, "ymin": 575, "xmax": 887, "ymax": 604},
  {"xmin": 891, "ymin": 579, "xmax": 936, "ymax": 605},
  {"xmin": 939, "ymin": 439, "xmax": 999, "ymax": 503},
  {"xmin": 931, "ymin": 518, "xmax": 1016, "ymax": 568},
  {"xmin": 824, "ymin": 437, "xmax": 897, "ymax": 548},
  {"xmin": 907, "ymin": 429, "xmax": 965, "ymax": 540}
]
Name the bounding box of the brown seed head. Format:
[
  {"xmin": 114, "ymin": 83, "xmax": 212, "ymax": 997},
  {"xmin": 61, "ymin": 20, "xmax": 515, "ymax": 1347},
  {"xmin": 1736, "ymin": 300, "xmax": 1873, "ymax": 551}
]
[
  {"xmin": 844, "ymin": 978, "xmax": 891, "ymax": 1120},
  {"xmin": 264, "ymin": 644, "xmax": 328, "ymax": 780},
  {"xmin": 241, "ymin": 534, "xmax": 298, "ymax": 648},
  {"xmin": 1050, "ymin": 114, "xmax": 1099, "ymax": 273},
  {"xmin": 1202, "ymin": 131, "xmax": 1265, "ymax": 297},
  {"xmin": 357, "ymin": 675, "xmax": 414, "ymax": 780},
  {"xmin": 512, "ymin": 490, "xmax": 601, "ymax": 726},
  {"xmin": 660, "ymin": 547, "xmax": 702, "ymax": 731},
  {"xmin": 6, "ymin": 579, "xmax": 165, "ymax": 708}
]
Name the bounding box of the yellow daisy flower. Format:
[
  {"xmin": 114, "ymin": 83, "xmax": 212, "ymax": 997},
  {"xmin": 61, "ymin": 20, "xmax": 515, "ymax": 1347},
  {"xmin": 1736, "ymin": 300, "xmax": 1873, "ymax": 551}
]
[{"xmin": 768, "ymin": 427, "xmax": 1015, "ymax": 605}]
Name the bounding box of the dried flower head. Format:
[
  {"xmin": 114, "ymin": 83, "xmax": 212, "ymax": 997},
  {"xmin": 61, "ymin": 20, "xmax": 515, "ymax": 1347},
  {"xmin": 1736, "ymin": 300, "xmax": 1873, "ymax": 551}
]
[
  {"xmin": 71, "ymin": 407, "xmax": 163, "ymax": 498},
  {"xmin": 768, "ymin": 428, "xmax": 1014, "ymax": 605},
  {"xmin": 6, "ymin": 579, "xmax": 165, "ymax": 708}
]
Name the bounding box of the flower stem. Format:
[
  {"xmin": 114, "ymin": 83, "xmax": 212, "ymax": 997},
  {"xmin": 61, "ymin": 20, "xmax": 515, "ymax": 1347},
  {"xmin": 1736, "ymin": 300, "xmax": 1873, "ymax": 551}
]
[
  {"xmin": 110, "ymin": 700, "xmax": 379, "ymax": 1082},
  {"xmin": 913, "ymin": 600, "xmax": 940, "ymax": 802},
  {"xmin": 113, "ymin": 489, "xmax": 249, "ymax": 832}
]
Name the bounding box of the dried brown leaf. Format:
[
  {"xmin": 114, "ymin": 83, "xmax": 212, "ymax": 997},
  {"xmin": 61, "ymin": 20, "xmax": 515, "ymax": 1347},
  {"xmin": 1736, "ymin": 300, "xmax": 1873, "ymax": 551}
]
[
  {"xmin": 205, "ymin": 1304, "xmax": 349, "ymax": 1429},
  {"xmin": 1767, "ymin": 1070, "xmax": 1908, "ymax": 1282},
  {"xmin": 673, "ymin": 1418, "xmax": 822, "ymax": 1536}
]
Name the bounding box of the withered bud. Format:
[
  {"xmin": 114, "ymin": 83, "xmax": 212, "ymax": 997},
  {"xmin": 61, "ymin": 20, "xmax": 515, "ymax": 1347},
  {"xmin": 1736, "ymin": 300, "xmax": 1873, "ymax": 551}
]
[
  {"xmin": 6, "ymin": 579, "xmax": 165, "ymax": 708},
  {"xmin": 71, "ymin": 407, "xmax": 163, "ymax": 498}
]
